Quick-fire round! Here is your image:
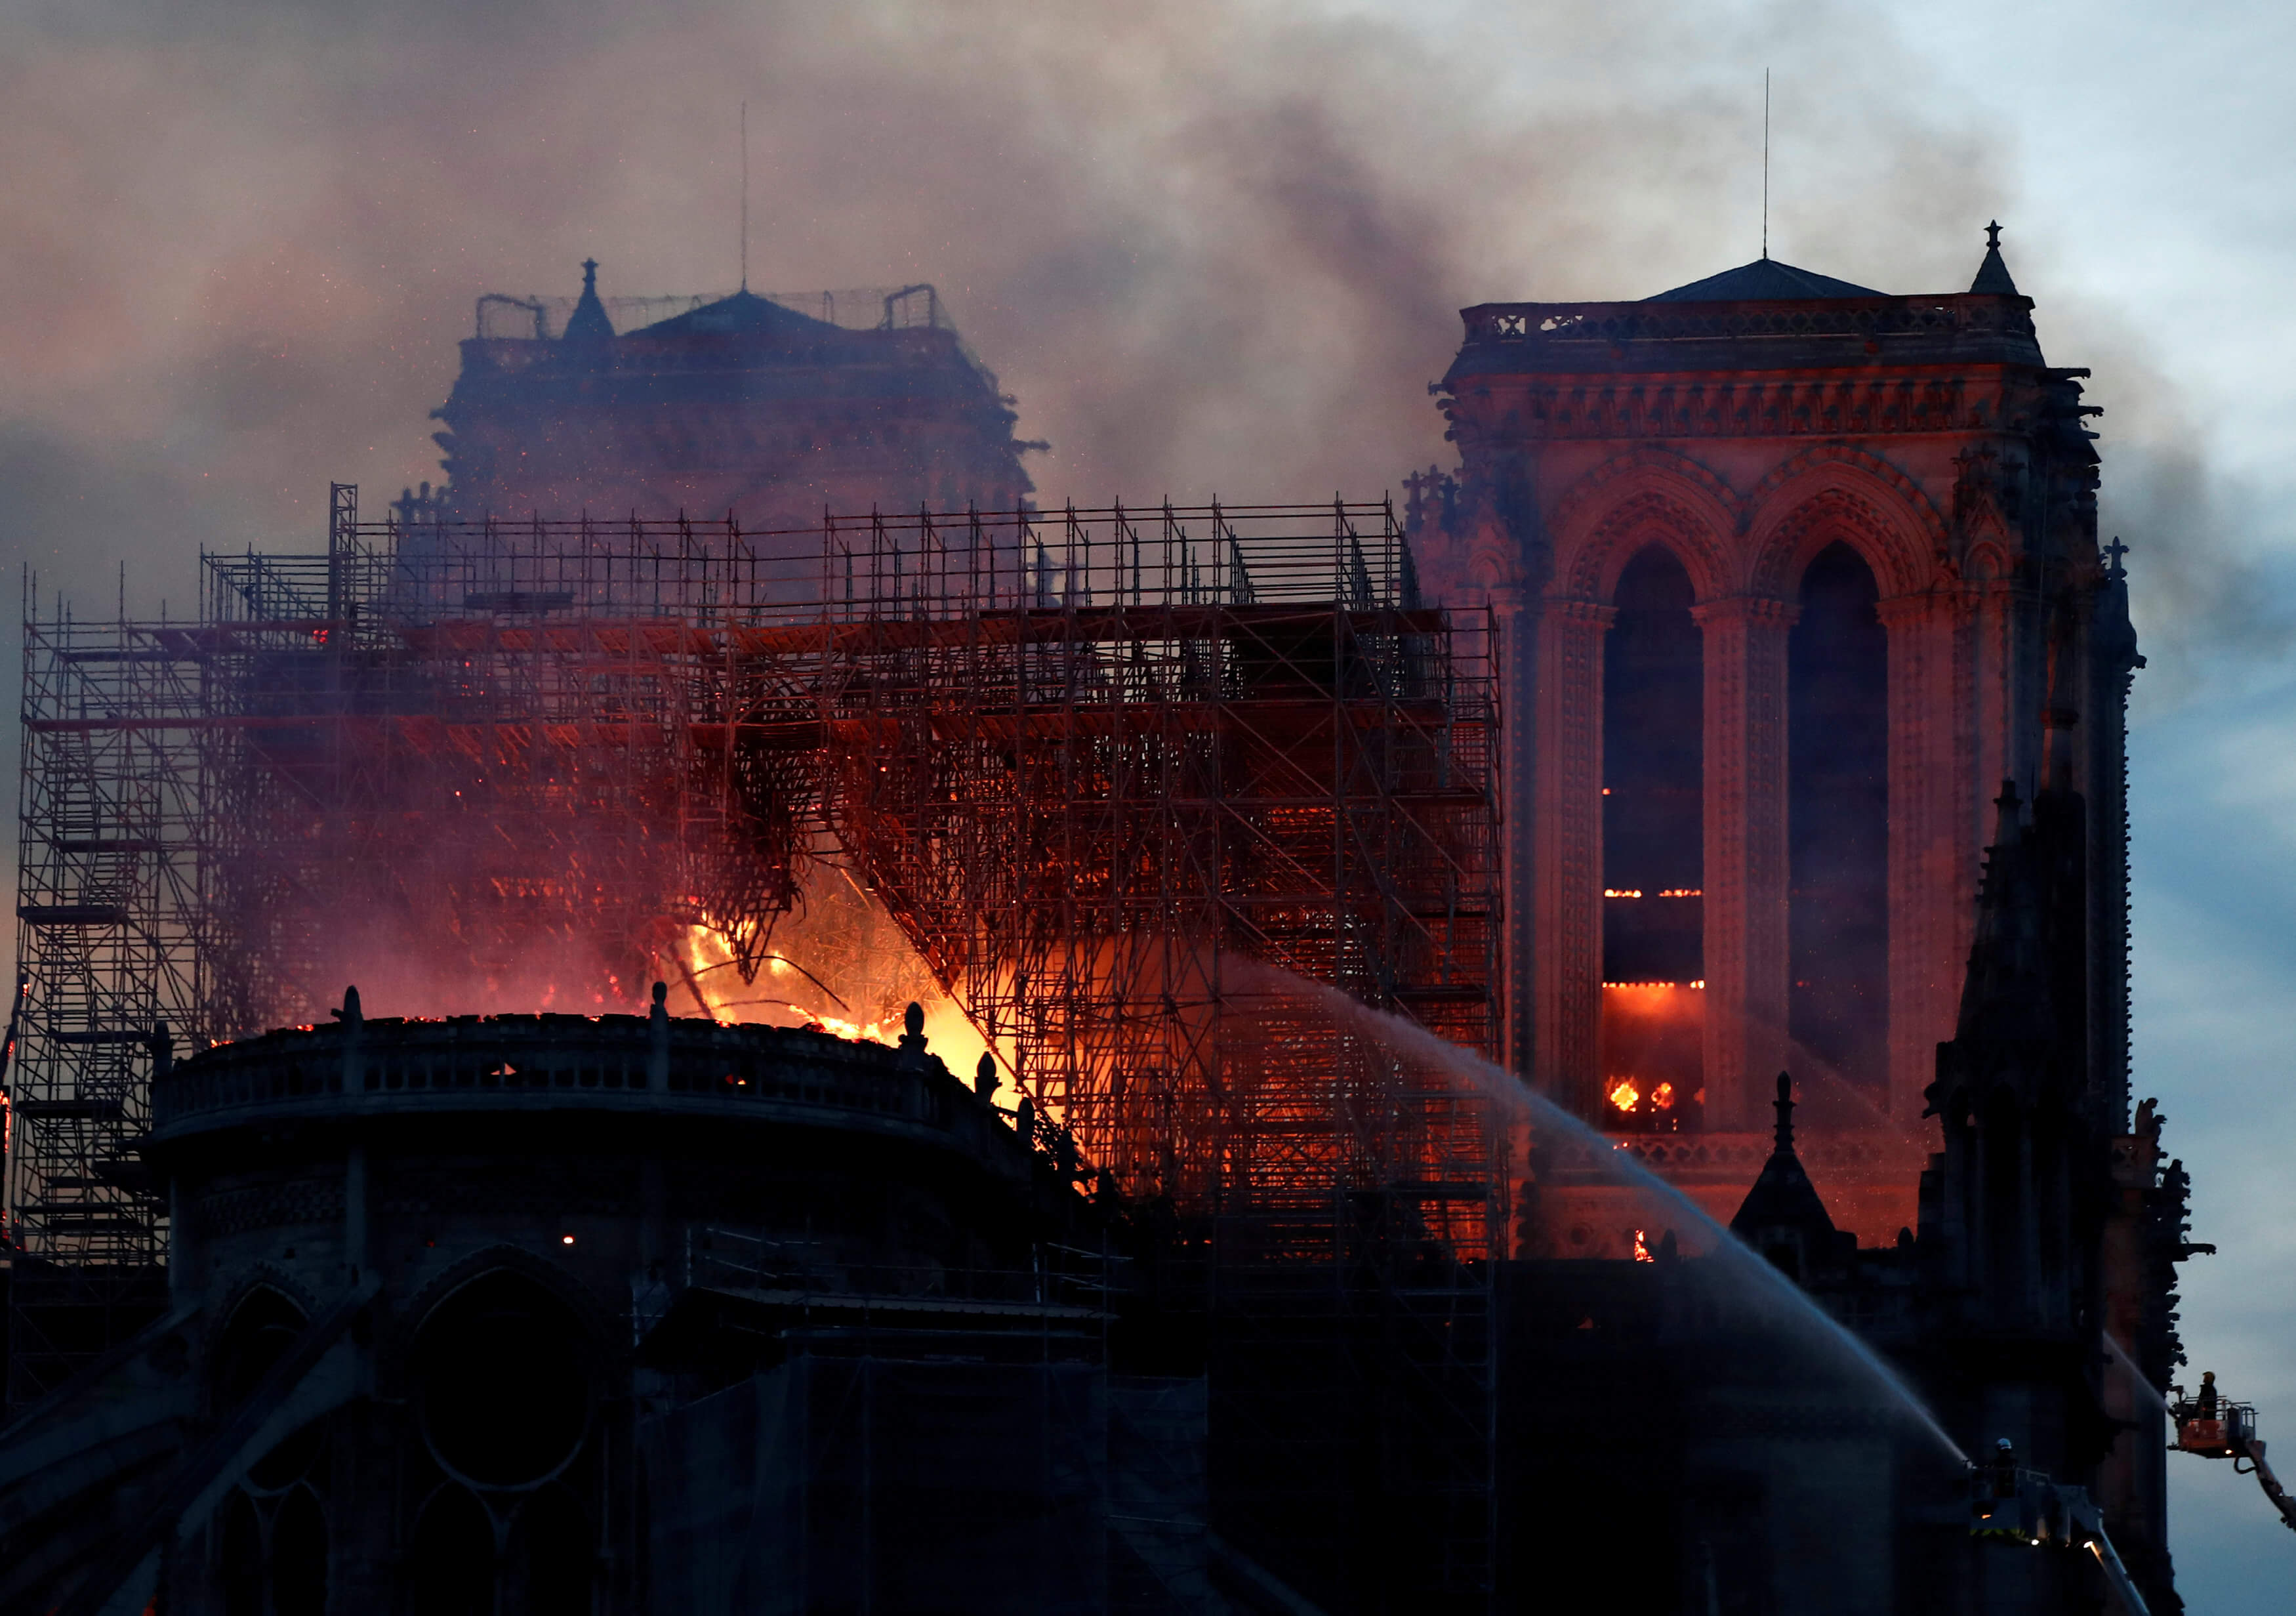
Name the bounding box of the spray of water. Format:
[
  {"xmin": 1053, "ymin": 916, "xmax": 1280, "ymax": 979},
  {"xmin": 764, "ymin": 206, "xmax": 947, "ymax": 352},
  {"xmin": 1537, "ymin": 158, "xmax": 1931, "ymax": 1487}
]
[
  {"xmin": 1239, "ymin": 963, "xmax": 1971, "ymax": 1465},
  {"xmin": 2104, "ymin": 1334, "xmax": 2175, "ymax": 1419}
]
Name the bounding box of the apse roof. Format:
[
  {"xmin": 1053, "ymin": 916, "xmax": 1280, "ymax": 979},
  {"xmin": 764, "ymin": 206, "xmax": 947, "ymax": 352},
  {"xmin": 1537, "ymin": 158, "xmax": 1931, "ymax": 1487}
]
[{"xmin": 1644, "ymin": 257, "xmax": 1885, "ymax": 302}]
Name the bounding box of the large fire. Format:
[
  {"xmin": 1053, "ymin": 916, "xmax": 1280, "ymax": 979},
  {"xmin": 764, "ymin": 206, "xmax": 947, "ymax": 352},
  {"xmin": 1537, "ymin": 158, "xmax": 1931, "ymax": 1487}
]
[{"xmin": 661, "ymin": 862, "xmax": 994, "ymax": 1085}]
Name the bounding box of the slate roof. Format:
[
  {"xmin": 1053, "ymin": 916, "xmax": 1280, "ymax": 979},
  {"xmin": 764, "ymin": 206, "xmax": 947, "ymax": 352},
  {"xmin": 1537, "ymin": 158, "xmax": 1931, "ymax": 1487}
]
[
  {"xmin": 632, "ymin": 289, "xmax": 846, "ymax": 341},
  {"xmin": 1645, "ymin": 258, "xmax": 1885, "ymax": 302}
]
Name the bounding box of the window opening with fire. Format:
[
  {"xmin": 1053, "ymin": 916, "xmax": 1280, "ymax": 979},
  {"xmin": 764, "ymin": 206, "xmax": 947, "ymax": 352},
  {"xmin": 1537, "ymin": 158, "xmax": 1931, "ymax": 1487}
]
[{"xmin": 1600, "ymin": 545, "xmax": 1704, "ymax": 1133}]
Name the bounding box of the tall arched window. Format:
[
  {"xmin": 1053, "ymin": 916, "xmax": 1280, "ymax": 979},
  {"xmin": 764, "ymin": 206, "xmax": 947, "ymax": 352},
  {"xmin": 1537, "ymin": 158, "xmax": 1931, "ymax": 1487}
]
[
  {"xmin": 212, "ymin": 1288, "xmax": 333, "ymax": 1616},
  {"xmin": 1600, "ymin": 544, "xmax": 1704, "ymax": 1132},
  {"xmin": 406, "ymin": 1272, "xmax": 600, "ymax": 1616},
  {"xmin": 1788, "ymin": 541, "xmax": 1889, "ymax": 1102}
]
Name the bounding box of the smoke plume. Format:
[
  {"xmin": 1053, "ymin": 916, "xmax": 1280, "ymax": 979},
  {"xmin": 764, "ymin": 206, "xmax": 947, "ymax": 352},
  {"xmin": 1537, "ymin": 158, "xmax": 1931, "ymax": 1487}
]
[
  {"xmin": 1, "ymin": 1, "xmax": 2027, "ymax": 588},
  {"xmin": 0, "ymin": 0, "xmax": 2267, "ymax": 907}
]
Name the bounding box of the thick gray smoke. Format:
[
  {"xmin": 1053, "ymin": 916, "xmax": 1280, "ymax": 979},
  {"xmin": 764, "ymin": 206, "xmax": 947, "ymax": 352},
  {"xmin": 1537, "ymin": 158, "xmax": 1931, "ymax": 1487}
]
[
  {"xmin": 0, "ymin": 0, "xmax": 2266, "ymax": 701},
  {"xmin": 0, "ymin": 1, "xmax": 2010, "ymax": 587}
]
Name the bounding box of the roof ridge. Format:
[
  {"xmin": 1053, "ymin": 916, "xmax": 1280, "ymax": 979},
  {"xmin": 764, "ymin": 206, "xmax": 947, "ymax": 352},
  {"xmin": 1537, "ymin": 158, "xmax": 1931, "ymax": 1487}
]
[{"xmin": 1644, "ymin": 257, "xmax": 1885, "ymax": 303}]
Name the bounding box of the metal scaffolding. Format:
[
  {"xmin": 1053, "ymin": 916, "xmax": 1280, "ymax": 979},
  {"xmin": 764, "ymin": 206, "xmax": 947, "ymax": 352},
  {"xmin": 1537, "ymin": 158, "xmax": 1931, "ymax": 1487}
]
[
  {"xmin": 9, "ymin": 494, "xmax": 1505, "ymax": 1594},
  {"xmin": 17, "ymin": 494, "xmax": 1497, "ymax": 1212}
]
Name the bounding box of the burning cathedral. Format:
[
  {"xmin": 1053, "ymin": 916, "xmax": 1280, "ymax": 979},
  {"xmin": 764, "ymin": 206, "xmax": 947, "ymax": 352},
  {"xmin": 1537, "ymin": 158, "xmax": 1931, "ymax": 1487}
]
[{"xmin": 0, "ymin": 236, "xmax": 2240, "ymax": 1614}]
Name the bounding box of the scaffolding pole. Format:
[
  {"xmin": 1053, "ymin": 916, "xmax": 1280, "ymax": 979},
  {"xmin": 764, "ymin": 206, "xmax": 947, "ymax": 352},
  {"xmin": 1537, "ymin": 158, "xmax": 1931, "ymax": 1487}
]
[{"xmin": 8, "ymin": 499, "xmax": 1505, "ymax": 1602}]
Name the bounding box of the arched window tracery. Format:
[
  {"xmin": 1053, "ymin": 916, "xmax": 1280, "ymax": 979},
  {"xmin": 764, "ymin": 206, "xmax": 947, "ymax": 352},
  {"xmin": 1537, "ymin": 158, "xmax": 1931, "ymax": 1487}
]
[{"xmin": 403, "ymin": 1269, "xmax": 604, "ymax": 1616}]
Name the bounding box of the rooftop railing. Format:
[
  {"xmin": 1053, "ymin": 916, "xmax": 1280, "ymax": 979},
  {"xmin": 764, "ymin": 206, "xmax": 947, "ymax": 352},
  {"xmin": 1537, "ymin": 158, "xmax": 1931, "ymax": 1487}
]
[{"xmin": 474, "ymin": 283, "xmax": 953, "ymax": 341}]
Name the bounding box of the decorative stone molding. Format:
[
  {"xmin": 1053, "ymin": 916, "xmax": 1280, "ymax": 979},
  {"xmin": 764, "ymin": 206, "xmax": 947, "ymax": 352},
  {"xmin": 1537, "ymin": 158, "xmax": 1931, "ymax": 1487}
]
[
  {"xmin": 1748, "ymin": 478, "xmax": 1937, "ymax": 600},
  {"xmin": 1746, "ymin": 444, "xmax": 1948, "ymax": 550},
  {"xmin": 1451, "ymin": 373, "xmax": 2005, "ymax": 442},
  {"xmin": 1551, "ymin": 445, "xmax": 1740, "ymax": 537},
  {"xmin": 193, "ymin": 1176, "xmax": 346, "ymax": 1241},
  {"xmin": 1542, "ymin": 1130, "xmax": 1926, "ymax": 1179},
  {"xmin": 1457, "ymin": 295, "xmax": 2038, "ymax": 351},
  {"xmin": 1559, "ymin": 487, "xmax": 1738, "ymax": 604}
]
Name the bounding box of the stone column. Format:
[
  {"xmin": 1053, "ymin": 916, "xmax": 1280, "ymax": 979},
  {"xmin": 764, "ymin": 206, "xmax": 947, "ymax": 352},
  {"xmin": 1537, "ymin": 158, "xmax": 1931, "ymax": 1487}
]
[
  {"xmin": 1532, "ymin": 597, "xmax": 1610, "ymax": 1117},
  {"xmin": 1488, "ymin": 583, "xmax": 1536, "ymax": 1079},
  {"xmin": 1879, "ymin": 590, "xmax": 1972, "ymax": 1125},
  {"xmin": 1692, "ymin": 596, "xmax": 1794, "ymax": 1132}
]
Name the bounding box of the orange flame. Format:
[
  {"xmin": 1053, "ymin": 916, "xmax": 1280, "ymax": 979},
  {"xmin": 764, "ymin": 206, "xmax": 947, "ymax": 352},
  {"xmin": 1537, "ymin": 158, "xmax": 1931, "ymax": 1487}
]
[
  {"xmin": 1607, "ymin": 1078, "xmax": 1639, "ymax": 1113},
  {"xmin": 1632, "ymin": 1229, "xmax": 1654, "ymax": 1262},
  {"xmin": 1649, "ymin": 1081, "xmax": 1675, "ymax": 1110},
  {"xmin": 659, "ymin": 874, "xmax": 993, "ymax": 1080}
]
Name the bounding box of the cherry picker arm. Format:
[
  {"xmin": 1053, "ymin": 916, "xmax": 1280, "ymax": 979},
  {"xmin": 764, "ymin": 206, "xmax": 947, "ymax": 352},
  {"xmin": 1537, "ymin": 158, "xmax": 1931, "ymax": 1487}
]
[
  {"xmin": 2169, "ymin": 1378, "xmax": 2296, "ymax": 1532},
  {"xmin": 1969, "ymin": 1445, "xmax": 2152, "ymax": 1616}
]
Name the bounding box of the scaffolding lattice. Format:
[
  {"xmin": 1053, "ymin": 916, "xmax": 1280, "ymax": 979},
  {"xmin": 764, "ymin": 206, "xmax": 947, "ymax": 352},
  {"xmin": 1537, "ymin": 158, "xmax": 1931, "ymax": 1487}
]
[{"xmin": 9, "ymin": 495, "xmax": 1505, "ymax": 1598}]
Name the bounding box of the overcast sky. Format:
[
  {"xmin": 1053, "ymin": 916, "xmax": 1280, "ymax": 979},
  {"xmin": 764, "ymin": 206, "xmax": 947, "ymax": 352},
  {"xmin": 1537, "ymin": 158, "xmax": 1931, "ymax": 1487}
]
[{"xmin": 4, "ymin": 2, "xmax": 2292, "ymax": 1604}]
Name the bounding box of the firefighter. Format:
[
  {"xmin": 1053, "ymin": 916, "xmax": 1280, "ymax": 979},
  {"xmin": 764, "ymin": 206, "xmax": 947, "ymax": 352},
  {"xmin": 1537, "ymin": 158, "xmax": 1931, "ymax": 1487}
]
[{"xmin": 2199, "ymin": 1371, "xmax": 2219, "ymax": 1421}]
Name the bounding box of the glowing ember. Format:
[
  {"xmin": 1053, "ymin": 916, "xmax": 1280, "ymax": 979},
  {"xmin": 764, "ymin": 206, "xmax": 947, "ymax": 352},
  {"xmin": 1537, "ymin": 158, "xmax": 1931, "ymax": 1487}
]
[
  {"xmin": 786, "ymin": 1006, "xmax": 897, "ymax": 1044},
  {"xmin": 1650, "ymin": 1081, "xmax": 1675, "ymax": 1110},
  {"xmin": 1632, "ymin": 1229, "xmax": 1654, "ymax": 1262},
  {"xmin": 1608, "ymin": 1078, "xmax": 1639, "ymax": 1113}
]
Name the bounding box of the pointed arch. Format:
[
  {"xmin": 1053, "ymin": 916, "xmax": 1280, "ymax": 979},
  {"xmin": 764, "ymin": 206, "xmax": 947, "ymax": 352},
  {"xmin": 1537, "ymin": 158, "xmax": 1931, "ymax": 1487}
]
[
  {"xmin": 387, "ymin": 1244, "xmax": 620, "ymax": 1375},
  {"xmin": 1746, "ymin": 448, "xmax": 1944, "ymax": 600},
  {"xmin": 271, "ymin": 1483, "xmax": 330, "ymax": 1616},
  {"xmin": 1751, "ymin": 484, "xmax": 1934, "ymax": 601},
  {"xmin": 409, "ymin": 1483, "xmax": 497, "ymax": 1616},
  {"xmin": 209, "ymin": 1279, "xmax": 314, "ymax": 1413},
  {"xmin": 1550, "ymin": 448, "xmax": 1740, "ymax": 604},
  {"xmin": 1963, "ymin": 539, "xmax": 2011, "ymax": 586}
]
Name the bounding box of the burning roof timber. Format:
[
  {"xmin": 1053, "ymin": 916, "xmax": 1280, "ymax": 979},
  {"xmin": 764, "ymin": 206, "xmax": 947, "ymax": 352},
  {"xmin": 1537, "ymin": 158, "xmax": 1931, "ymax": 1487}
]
[{"xmin": 11, "ymin": 495, "xmax": 1502, "ymax": 1273}]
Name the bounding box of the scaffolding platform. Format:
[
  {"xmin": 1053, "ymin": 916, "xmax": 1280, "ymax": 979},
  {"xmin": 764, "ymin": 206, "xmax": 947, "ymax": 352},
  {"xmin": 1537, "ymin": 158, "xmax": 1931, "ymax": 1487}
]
[{"xmin": 9, "ymin": 490, "xmax": 1506, "ymax": 1601}]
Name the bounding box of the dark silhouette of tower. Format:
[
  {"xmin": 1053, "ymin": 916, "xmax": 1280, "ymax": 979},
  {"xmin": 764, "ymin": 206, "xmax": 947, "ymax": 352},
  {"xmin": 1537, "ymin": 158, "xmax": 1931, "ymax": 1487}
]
[{"xmin": 415, "ymin": 264, "xmax": 1036, "ymax": 543}]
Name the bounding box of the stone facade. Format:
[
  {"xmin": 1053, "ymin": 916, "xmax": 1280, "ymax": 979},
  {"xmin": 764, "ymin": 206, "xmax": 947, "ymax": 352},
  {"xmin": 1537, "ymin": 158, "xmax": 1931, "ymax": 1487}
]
[
  {"xmin": 1411, "ymin": 238, "xmax": 2138, "ymax": 1247},
  {"xmin": 0, "ymin": 999, "xmax": 1153, "ymax": 1615}
]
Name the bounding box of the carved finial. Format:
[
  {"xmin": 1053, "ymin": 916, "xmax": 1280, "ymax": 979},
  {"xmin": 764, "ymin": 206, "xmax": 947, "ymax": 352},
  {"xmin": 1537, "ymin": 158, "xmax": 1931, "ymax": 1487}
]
[
  {"xmin": 975, "ymin": 1050, "xmax": 1000, "ymax": 1100},
  {"xmin": 2105, "ymin": 535, "xmax": 2129, "ymax": 579},
  {"xmin": 1970, "ymin": 224, "xmax": 2019, "ymax": 295},
  {"xmin": 1772, "ymin": 1071, "xmax": 1796, "ymax": 1154},
  {"xmin": 581, "ymin": 257, "xmax": 599, "ymax": 291},
  {"xmin": 897, "ymin": 1001, "xmax": 928, "ymax": 1057},
  {"xmin": 332, "ymin": 985, "xmax": 361, "ymax": 1025},
  {"xmin": 651, "ymin": 980, "xmax": 668, "ymax": 1009}
]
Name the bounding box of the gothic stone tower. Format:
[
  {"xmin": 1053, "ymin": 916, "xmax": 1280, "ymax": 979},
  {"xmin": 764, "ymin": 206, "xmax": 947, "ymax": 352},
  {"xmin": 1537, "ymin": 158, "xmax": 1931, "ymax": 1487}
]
[{"xmin": 1414, "ymin": 232, "xmax": 2138, "ymax": 1243}]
